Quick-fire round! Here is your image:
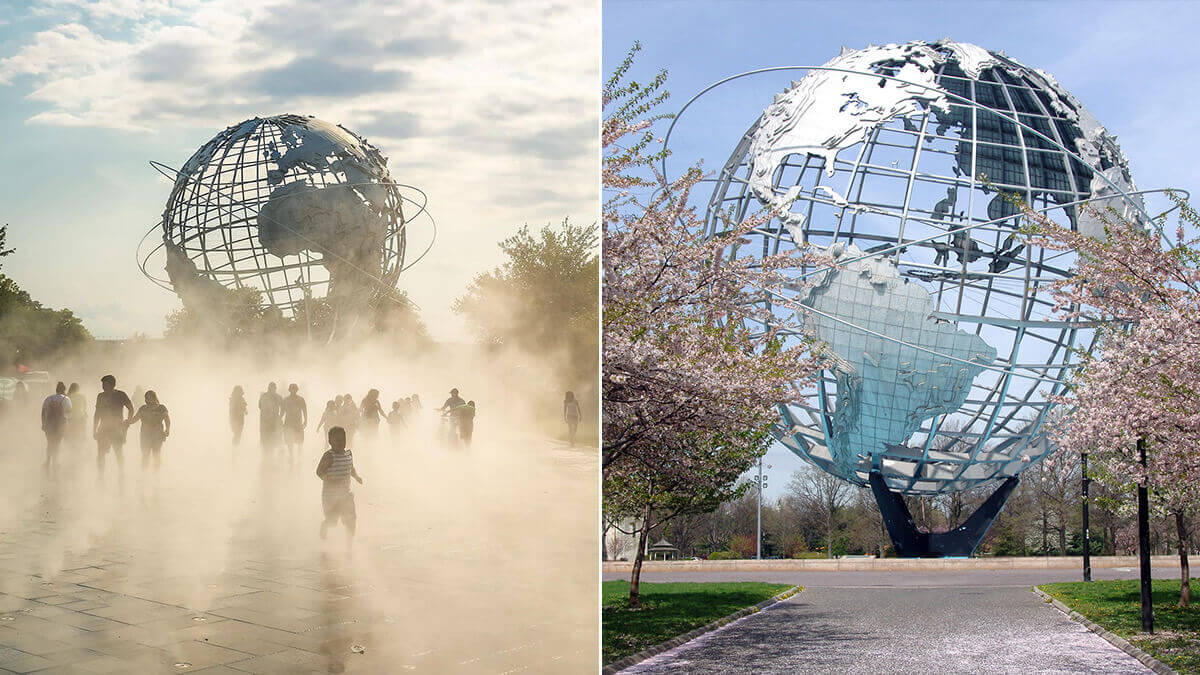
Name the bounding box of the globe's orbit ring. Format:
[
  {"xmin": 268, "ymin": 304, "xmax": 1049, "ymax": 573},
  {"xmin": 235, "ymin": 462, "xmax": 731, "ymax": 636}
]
[
  {"xmin": 730, "ymin": 186, "xmax": 1188, "ymax": 285},
  {"xmin": 655, "ymin": 63, "xmax": 1176, "ymax": 373},
  {"xmin": 659, "ymin": 64, "xmax": 1159, "ymax": 231},
  {"xmin": 139, "ymin": 159, "xmax": 437, "ymax": 310},
  {"xmin": 653, "ymin": 42, "xmax": 1182, "ymax": 497},
  {"xmin": 659, "ymin": 63, "xmax": 1176, "ymax": 342},
  {"xmin": 137, "ymin": 114, "xmax": 436, "ymax": 339}
]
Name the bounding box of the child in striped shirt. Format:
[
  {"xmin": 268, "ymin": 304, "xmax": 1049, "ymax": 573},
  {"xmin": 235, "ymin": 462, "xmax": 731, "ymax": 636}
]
[{"xmin": 315, "ymin": 426, "xmax": 363, "ymax": 545}]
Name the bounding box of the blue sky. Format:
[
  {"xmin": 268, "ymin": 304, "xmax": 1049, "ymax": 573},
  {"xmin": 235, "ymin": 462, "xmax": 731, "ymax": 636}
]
[
  {"xmin": 605, "ymin": 0, "xmax": 1200, "ymax": 500},
  {"xmin": 0, "ymin": 0, "xmax": 598, "ymax": 339}
]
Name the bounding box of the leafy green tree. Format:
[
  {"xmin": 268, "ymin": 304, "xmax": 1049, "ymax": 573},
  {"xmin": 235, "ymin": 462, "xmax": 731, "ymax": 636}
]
[
  {"xmin": 782, "ymin": 468, "xmax": 852, "ymax": 559},
  {"xmin": 453, "ymin": 218, "xmax": 598, "ymax": 381},
  {"xmin": 371, "ymin": 290, "xmax": 432, "ymax": 350},
  {"xmin": 0, "ymin": 274, "xmax": 92, "ymax": 365},
  {"xmin": 164, "ymin": 287, "xmax": 281, "ymax": 342},
  {"xmin": 0, "ymin": 225, "xmax": 13, "ymax": 269},
  {"xmin": 164, "ymin": 282, "xmax": 431, "ymax": 352}
]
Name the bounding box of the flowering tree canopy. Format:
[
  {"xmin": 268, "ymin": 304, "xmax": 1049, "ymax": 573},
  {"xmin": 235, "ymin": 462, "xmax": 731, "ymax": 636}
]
[
  {"xmin": 1028, "ymin": 195, "xmax": 1200, "ymax": 605},
  {"xmin": 602, "ymin": 46, "xmax": 821, "ymax": 479},
  {"xmin": 1029, "ymin": 198, "xmax": 1200, "ymax": 511},
  {"xmin": 602, "ymin": 45, "xmax": 823, "ymax": 606}
]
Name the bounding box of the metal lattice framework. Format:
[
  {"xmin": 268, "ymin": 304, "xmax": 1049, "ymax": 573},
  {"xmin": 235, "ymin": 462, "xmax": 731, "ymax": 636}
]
[
  {"xmin": 688, "ymin": 40, "xmax": 1166, "ymax": 496},
  {"xmin": 139, "ymin": 114, "xmax": 434, "ymax": 332}
]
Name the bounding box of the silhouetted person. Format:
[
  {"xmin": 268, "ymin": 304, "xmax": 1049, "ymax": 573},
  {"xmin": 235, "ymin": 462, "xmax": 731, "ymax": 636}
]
[
  {"xmin": 41, "ymin": 381, "xmax": 72, "ymax": 472},
  {"xmin": 259, "ymin": 382, "xmax": 283, "ymax": 454},
  {"xmin": 339, "ymin": 393, "xmax": 359, "ymax": 444},
  {"xmin": 317, "ymin": 399, "xmax": 337, "ymax": 436},
  {"xmin": 229, "ymin": 386, "xmax": 247, "ymax": 445},
  {"xmin": 437, "ymin": 389, "xmax": 466, "ymax": 446},
  {"xmin": 387, "ymin": 401, "xmax": 406, "ymax": 439},
  {"xmin": 359, "ymin": 389, "xmax": 384, "ymax": 439},
  {"xmin": 564, "ymin": 391, "xmax": 581, "ymax": 446},
  {"xmin": 129, "ymin": 390, "xmax": 170, "ymax": 471},
  {"xmin": 439, "ymin": 388, "xmax": 465, "ymax": 413},
  {"xmin": 454, "ymin": 400, "xmax": 476, "ymax": 446},
  {"xmin": 67, "ymin": 382, "xmax": 86, "ymax": 448},
  {"xmin": 13, "ymin": 380, "xmax": 28, "ymax": 411},
  {"xmin": 94, "ymin": 375, "xmax": 133, "ymax": 479},
  {"xmin": 315, "ymin": 426, "xmax": 362, "ymax": 549},
  {"xmin": 398, "ymin": 397, "xmax": 413, "ymax": 426},
  {"xmin": 283, "ymin": 383, "xmax": 307, "ymax": 461}
]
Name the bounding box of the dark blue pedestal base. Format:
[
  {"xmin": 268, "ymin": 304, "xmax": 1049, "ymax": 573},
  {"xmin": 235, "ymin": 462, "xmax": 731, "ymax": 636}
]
[{"xmin": 869, "ymin": 471, "xmax": 1019, "ymax": 558}]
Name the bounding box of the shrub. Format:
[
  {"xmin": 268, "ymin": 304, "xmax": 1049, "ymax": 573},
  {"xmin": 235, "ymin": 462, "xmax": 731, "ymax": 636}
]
[
  {"xmin": 781, "ymin": 535, "xmax": 809, "ymax": 559},
  {"xmin": 728, "ymin": 534, "xmax": 756, "ymax": 559}
]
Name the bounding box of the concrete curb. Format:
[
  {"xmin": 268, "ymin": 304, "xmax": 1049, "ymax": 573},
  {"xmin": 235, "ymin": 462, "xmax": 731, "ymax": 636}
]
[
  {"xmin": 603, "ymin": 555, "xmax": 1180, "ymax": 573},
  {"xmin": 1031, "ymin": 587, "xmax": 1176, "ymax": 675},
  {"xmin": 602, "ymin": 585, "xmax": 802, "ymax": 674}
]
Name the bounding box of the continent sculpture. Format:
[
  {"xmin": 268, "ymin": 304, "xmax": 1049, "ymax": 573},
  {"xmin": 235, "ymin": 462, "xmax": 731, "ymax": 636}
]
[
  {"xmin": 142, "ymin": 114, "xmax": 412, "ymax": 340},
  {"xmin": 701, "ymin": 39, "xmax": 1148, "ymax": 556}
]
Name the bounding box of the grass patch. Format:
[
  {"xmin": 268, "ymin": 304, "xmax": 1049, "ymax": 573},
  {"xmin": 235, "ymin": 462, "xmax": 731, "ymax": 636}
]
[
  {"xmin": 602, "ymin": 581, "xmax": 794, "ymax": 665},
  {"xmin": 1039, "ymin": 577, "xmax": 1200, "ymax": 674}
]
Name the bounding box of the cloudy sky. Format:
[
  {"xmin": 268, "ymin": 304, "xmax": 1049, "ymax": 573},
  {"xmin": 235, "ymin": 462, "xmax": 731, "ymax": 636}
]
[
  {"xmin": 605, "ymin": 0, "xmax": 1200, "ymax": 498},
  {"xmin": 0, "ymin": 0, "xmax": 598, "ymax": 339}
]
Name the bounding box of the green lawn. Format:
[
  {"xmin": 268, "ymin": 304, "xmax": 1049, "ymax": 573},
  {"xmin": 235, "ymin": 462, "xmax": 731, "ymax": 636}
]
[
  {"xmin": 602, "ymin": 581, "xmax": 794, "ymax": 665},
  {"xmin": 1039, "ymin": 577, "xmax": 1200, "ymax": 674}
]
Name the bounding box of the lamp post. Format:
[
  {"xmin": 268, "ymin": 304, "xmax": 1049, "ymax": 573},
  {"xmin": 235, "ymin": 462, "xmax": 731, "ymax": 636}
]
[
  {"xmin": 1137, "ymin": 437, "xmax": 1154, "ymax": 634},
  {"xmin": 1081, "ymin": 450, "xmax": 1091, "ymax": 582},
  {"xmin": 755, "ymin": 459, "xmax": 770, "ymax": 560}
]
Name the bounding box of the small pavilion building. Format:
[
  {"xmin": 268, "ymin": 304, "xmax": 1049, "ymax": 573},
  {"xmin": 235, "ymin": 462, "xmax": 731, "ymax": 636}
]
[{"xmin": 647, "ymin": 539, "xmax": 680, "ymax": 561}]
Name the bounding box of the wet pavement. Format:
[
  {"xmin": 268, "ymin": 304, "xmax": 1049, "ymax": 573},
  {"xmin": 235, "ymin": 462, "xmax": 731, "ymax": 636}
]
[
  {"xmin": 608, "ymin": 569, "xmax": 1157, "ymax": 674},
  {"xmin": 0, "ymin": 422, "xmax": 597, "ymax": 673}
]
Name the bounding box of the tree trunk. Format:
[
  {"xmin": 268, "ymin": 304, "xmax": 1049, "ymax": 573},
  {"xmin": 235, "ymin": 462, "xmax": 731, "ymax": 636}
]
[
  {"xmin": 602, "ymin": 520, "xmax": 610, "ymax": 561},
  {"xmin": 1058, "ymin": 522, "xmax": 1067, "ymax": 558},
  {"xmin": 1041, "ymin": 507, "xmax": 1048, "ymax": 555},
  {"xmin": 826, "ymin": 515, "xmax": 833, "ymax": 559},
  {"xmin": 1177, "ymin": 510, "xmax": 1191, "ymax": 609},
  {"xmin": 628, "ymin": 503, "xmax": 652, "ymax": 609}
]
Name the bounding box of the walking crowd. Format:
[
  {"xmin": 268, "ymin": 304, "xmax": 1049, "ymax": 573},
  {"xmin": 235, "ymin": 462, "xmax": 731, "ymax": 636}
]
[
  {"xmin": 34, "ymin": 378, "xmax": 480, "ymax": 470},
  {"xmin": 27, "ymin": 375, "xmax": 487, "ymax": 550},
  {"xmin": 23, "ymin": 374, "xmax": 583, "ymax": 551}
]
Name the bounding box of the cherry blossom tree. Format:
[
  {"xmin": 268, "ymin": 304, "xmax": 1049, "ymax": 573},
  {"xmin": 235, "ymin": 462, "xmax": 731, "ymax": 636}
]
[
  {"xmin": 603, "ymin": 45, "xmax": 823, "ymax": 607},
  {"xmin": 1028, "ymin": 195, "xmax": 1200, "ymax": 608}
]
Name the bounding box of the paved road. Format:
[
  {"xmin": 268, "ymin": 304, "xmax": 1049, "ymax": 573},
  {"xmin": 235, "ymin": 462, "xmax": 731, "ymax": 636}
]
[
  {"xmin": 0, "ymin": 421, "xmax": 597, "ymax": 674},
  {"xmin": 610, "ymin": 569, "xmax": 1159, "ymax": 673}
]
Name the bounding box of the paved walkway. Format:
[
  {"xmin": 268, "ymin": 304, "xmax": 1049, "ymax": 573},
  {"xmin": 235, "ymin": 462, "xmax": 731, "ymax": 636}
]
[
  {"xmin": 612, "ymin": 571, "xmax": 1154, "ymax": 674},
  {"xmin": 0, "ymin": 423, "xmax": 597, "ymax": 674}
]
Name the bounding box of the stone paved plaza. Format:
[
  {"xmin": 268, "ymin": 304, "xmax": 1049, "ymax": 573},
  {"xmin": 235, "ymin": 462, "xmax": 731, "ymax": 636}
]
[
  {"xmin": 606, "ymin": 568, "xmax": 1169, "ymax": 673},
  {"xmin": 0, "ymin": 422, "xmax": 597, "ymax": 673},
  {"xmin": 619, "ymin": 585, "xmax": 1149, "ymax": 674}
]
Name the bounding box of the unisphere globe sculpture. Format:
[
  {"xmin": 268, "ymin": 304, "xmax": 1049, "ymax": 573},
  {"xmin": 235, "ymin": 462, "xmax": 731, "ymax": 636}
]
[
  {"xmin": 140, "ymin": 114, "xmax": 423, "ymax": 337},
  {"xmin": 700, "ymin": 40, "xmax": 1149, "ymax": 554}
]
